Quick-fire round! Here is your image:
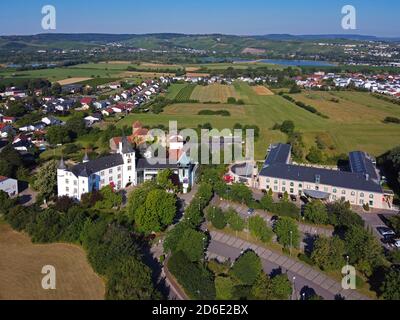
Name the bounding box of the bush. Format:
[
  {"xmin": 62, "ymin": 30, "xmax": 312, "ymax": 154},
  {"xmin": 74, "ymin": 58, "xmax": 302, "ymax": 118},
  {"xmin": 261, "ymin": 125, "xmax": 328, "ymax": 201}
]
[
  {"xmin": 249, "ymin": 216, "xmax": 273, "ymax": 243},
  {"xmin": 231, "ymin": 251, "xmax": 262, "ymax": 286},
  {"xmin": 273, "ymin": 217, "xmax": 300, "ymax": 248},
  {"xmin": 304, "ymin": 200, "xmax": 329, "ymax": 225},
  {"xmin": 207, "ymin": 207, "xmax": 227, "ymax": 230},
  {"xmin": 168, "ymin": 251, "xmax": 216, "ymax": 300}
]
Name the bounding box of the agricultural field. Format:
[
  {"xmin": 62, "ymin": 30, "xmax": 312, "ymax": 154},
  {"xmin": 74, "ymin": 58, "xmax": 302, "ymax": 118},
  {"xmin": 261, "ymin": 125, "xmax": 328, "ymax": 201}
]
[
  {"xmin": 174, "ymin": 84, "xmax": 197, "ymax": 101},
  {"xmin": 190, "ymin": 84, "xmax": 240, "ymax": 103},
  {"xmin": 117, "ymin": 82, "xmax": 400, "ymax": 160},
  {"xmin": 0, "ymin": 224, "xmax": 105, "ymax": 300},
  {"xmin": 253, "ymin": 85, "xmax": 274, "ymax": 96}
]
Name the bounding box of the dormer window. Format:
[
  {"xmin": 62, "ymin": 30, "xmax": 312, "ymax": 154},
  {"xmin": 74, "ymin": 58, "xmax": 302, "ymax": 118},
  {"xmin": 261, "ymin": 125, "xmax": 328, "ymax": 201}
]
[{"xmin": 315, "ymin": 175, "xmax": 321, "ymax": 184}]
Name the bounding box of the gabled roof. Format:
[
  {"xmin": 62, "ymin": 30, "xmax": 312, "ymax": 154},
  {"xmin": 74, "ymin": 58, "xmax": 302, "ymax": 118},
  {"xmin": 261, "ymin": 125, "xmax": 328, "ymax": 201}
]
[
  {"xmin": 70, "ymin": 154, "xmax": 124, "ymax": 177},
  {"xmin": 0, "ymin": 176, "xmax": 9, "ymax": 183}
]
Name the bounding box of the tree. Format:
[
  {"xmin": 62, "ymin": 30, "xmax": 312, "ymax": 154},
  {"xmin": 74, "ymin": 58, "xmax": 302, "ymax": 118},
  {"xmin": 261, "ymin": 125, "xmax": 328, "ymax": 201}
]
[
  {"xmin": 311, "ymin": 236, "xmax": 345, "ymax": 271},
  {"xmin": 271, "ymin": 274, "xmax": 292, "ymax": 300},
  {"xmin": 344, "ymin": 225, "xmax": 384, "ymax": 276},
  {"xmin": 249, "ymin": 216, "xmax": 273, "ymax": 243},
  {"xmin": 251, "ymin": 272, "xmax": 272, "ymax": 300},
  {"xmin": 0, "ymin": 159, "xmax": 13, "ymax": 177},
  {"xmin": 280, "ymin": 120, "xmax": 295, "ymax": 135},
  {"xmin": 46, "ymin": 126, "xmax": 71, "ymax": 145},
  {"xmin": 95, "ymin": 185, "xmax": 123, "ymax": 209},
  {"xmin": 164, "ymin": 223, "xmax": 191, "ymax": 254},
  {"xmin": 260, "ymin": 193, "xmax": 273, "ymax": 211},
  {"xmin": 126, "ymin": 181, "xmax": 158, "ymax": 222},
  {"xmin": 289, "ymin": 83, "xmax": 301, "ymax": 94},
  {"xmin": 231, "ymin": 251, "xmax": 262, "ymax": 286},
  {"xmin": 327, "ymin": 201, "xmax": 364, "ymax": 230},
  {"xmin": 304, "ymin": 200, "xmax": 329, "ymax": 225},
  {"xmin": 0, "ymin": 190, "xmax": 17, "ymax": 215},
  {"xmin": 381, "ymin": 268, "xmax": 400, "ymax": 300},
  {"xmin": 156, "ymin": 169, "xmax": 175, "ymax": 191},
  {"xmin": 227, "ymin": 209, "xmax": 245, "ymax": 233},
  {"xmin": 53, "ymin": 196, "xmax": 76, "ymax": 213},
  {"xmin": 176, "ymin": 228, "xmax": 206, "ymax": 262},
  {"xmin": 207, "ymin": 207, "xmax": 227, "ymax": 230},
  {"xmin": 306, "ymin": 146, "xmax": 324, "ymax": 164},
  {"xmin": 65, "ymin": 116, "xmax": 88, "ymax": 139},
  {"xmin": 135, "ymin": 189, "xmax": 176, "ymax": 234},
  {"xmin": 106, "ymin": 256, "xmax": 159, "ymax": 300},
  {"xmin": 32, "ymin": 160, "xmax": 58, "ymax": 199},
  {"xmin": 228, "ymin": 183, "xmax": 253, "ymax": 204},
  {"xmin": 215, "ymin": 276, "xmax": 235, "ymax": 300},
  {"xmin": 273, "ymin": 217, "xmax": 300, "ymax": 248}
]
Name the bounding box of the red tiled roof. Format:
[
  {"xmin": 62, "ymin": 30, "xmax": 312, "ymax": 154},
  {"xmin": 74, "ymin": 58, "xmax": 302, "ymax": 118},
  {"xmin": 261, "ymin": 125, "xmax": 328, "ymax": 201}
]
[
  {"xmin": 0, "ymin": 176, "xmax": 9, "ymax": 182},
  {"xmin": 132, "ymin": 128, "xmax": 149, "ymax": 137},
  {"xmin": 80, "ymin": 97, "xmax": 93, "ymax": 105}
]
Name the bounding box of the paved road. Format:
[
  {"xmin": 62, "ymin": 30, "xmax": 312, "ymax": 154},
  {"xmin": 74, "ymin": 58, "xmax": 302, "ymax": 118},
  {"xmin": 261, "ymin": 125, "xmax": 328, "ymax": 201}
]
[
  {"xmin": 212, "ymin": 197, "xmax": 334, "ymax": 238},
  {"xmin": 207, "ymin": 230, "xmax": 370, "ymax": 301}
]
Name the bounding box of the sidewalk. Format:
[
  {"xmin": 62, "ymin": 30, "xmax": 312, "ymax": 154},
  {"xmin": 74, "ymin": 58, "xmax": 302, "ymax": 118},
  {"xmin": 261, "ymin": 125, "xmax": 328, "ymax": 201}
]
[
  {"xmin": 208, "ymin": 230, "xmax": 370, "ymax": 301},
  {"xmin": 212, "ymin": 197, "xmax": 334, "ymax": 237}
]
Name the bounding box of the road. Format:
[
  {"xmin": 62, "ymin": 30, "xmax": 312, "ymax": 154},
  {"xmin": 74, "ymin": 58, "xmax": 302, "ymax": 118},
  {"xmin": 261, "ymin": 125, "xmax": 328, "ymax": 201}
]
[{"xmin": 207, "ymin": 230, "xmax": 370, "ymax": 301}]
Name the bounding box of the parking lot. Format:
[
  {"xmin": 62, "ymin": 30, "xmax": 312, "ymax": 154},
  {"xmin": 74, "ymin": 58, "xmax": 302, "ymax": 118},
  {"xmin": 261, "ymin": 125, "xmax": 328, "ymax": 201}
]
[{"xmin": 358, "ymin": 210, "xmax": 399, "ymax": 250}]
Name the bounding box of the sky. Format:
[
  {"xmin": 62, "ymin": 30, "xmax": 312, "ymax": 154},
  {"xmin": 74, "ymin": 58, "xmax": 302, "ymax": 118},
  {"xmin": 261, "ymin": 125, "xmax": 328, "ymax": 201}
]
[{"xmin": 0, "ymin": 0, "xmax": 399, "ymax": 37}]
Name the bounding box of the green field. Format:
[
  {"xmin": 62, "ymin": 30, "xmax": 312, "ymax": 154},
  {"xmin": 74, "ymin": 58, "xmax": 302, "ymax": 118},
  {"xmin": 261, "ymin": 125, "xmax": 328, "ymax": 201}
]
[
  {"xmin": 191, "ymin": 84, "xmax": 240, "ymax": 103},
  {"xmin": 115, "ymin": 82, "xmax": 400, "ymax": 160},
  {"xmin": 174, "ymin": 84, "xmax": 196, "ymax": 101}
]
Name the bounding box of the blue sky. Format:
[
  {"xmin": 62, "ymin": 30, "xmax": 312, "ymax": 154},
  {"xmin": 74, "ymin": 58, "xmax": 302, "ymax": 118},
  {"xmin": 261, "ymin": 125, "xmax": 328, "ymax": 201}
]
[{"xmin": 0, "ymin": 0, "xmax": 399, "ymax": 36}]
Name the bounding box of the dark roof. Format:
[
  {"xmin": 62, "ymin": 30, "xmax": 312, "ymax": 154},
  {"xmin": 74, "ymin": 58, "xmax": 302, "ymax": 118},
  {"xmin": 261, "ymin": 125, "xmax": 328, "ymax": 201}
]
[
  {"xmin": 136, "ymin": 158, "xmax": 192, "ymax": 170},
  {"xmin": 260, "ymin": 163, "xmax": 383, "ymax": 193},
  {"xmin": 70, "ymin": 154, "xmax": 124, "ymax": 177},
  {"xmin": 264, "ymin": 144, "xmax": 291, "ymax": 166},
  {"xmin": 349, "ymin": 151, "xmax": 379, "ymax": 181}
]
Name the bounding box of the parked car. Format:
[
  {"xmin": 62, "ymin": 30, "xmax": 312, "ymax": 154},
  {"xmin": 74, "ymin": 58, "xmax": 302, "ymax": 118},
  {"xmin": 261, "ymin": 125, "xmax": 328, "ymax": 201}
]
[
  {"xmin": 382, "ymin": 234, "xmax": 396, "ymax": 244},
  {"xmin": 247, "ymin": 208, "xmax": 255, "ymax": 216},
  {"xmin": 377, "ymin": 227, "xmax": 396, "ymax": 237},
  {"xmin": 270, "ymin": 216, "xmax": 279, "ymax": 227},
  {"xmin": 393, "ymin": 239, "xmax": 400, "ymax": 249},
  {"xmin": 290, "ymin": 195, "xmax": 297, "ymax": 202}
]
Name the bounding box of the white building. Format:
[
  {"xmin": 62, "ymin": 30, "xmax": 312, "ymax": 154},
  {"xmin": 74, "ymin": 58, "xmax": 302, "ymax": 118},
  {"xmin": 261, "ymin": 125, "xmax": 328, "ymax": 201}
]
[
  {"xmin": 258, "ymin": 144, "xmax": 394, "ymax": 210},
  {"xmin": 0, "ymin": 176, "xmax": 18, "ymax": 197},
  {"xmin": 57, "ymin": 137, "xmax": 197, "ymax": 200}
]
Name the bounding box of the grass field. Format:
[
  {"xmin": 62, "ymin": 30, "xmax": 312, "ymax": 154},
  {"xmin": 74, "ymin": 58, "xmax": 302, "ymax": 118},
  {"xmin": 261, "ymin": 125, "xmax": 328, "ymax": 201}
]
[
  {"xmin": 190, "ymin": 84, "xmax": 240, "ymax": 103},
  {"xmin": 174, "ymin": 84, "xmax": 196, "ymax": 101},
  {"xmin": 0, "ymin": 224, "xmax": 105, "ymax": 300},
  {"xmin": 117, "ymin": 82, "xmax": 400, "ymax": 160}
]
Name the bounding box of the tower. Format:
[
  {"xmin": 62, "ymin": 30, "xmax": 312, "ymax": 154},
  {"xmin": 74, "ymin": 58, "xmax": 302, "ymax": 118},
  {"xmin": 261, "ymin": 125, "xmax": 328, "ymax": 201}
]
[
  {"xmin": 57, "ymin": 158, "xmax": 68, "ymax": 198},
  {"xmin": 118, "ymin": 136, "xmax": 136, "ymax": 187}
]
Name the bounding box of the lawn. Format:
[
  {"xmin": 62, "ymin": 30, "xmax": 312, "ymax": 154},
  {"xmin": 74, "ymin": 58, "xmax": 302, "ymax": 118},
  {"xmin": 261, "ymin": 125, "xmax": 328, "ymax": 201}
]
[
  {"xmin": 190, "ymin": 84, "xmax": 240, "ymax": 103},
  {"xmin": 0, "ymin": 224, "xmax": 105, "ymax": 300},
  {"xmin": 116, "ymin": 82, "xmax": 400, "ymax": 160}
]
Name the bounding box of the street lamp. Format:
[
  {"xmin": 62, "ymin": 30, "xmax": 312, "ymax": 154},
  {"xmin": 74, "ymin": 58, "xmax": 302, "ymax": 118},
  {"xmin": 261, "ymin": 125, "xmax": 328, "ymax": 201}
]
[
  {"xmin": 302, "ymin": 293, "xmax": 306, "ymax": 301},
  {"xmin": 290, "ymin": 231, "xmax": 293, "ymax": 257},
  {"xmin": 292, "ymin": 276, "xmax": 296, "ymax": 301}
]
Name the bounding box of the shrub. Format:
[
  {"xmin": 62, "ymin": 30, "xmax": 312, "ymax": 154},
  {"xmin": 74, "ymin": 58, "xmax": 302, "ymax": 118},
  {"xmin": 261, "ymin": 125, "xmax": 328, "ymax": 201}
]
[
  {"xmin": 249, "ymin": 216, "xmax": 273, "ymax": 243},
  {"xmin": 207, "ymin": 207, "xmax": 227, "ymax": 230}
]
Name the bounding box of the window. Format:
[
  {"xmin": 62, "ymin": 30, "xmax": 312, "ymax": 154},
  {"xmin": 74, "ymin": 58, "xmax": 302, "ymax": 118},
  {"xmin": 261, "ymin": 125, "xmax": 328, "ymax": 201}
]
[
  {"xmin": 369, "ymin": 194, "xmax": 374, "ymax": 199},
  {"xmin": 360, "ymin": 199, "xmax": 364, "ymax": 205},
  {"xmin": 266, "ymin": 185, "xmax": 270, "ymax": 190},
  {"xmin": 118, "ymin": 166, "xmax": 122, "ymax": 172},
  {"xmin": 290, "ymin": 182, "xmax": 294, "ymax": 187},
  {"xmin": 360, "ymin": 193, "xmax": 364, "ymax": 198},
  {"xmin": 266, "ymin": 178, "xmax": 270, "ymax": 183},
  {"xmin": 290, "ymin": 188, "xmax": 294, "ymax": 194},
  {"xmin": 282, "ymin": 187, "xmax": 286, "ymax": 192},
  {"xmin": 101, "ymin": 179, "xmax": 105, "ymax": 185},
  {"xmin": 315, "ymin": 186, "xmax": 319, "ymax": 191},
  {"xmin": 324, "ymin": 187, "xmax": 329, "ymax": 192},
  {"xmin": 274, "ymin": 186, "xmax": 278, "ymax": 191},
  {"xmin": 109, "ymin": 169, "xmax": 113, "ymax": 174},
  {"xmin": 369, "ymin": 201, "xmax": 374, "ymax": 206},
  {"xmin": 109, "ymin": 177, "xmax": 113, "ymax": 182},
  {"xmin": 74, "ymin": 189, "xmax": 77, "ymax": 194},
  {"xmin": 65, "ymin": 179, "xmax": 69, "ymax": 184},
  {"xmin": 66, "ymin": 187, "xmax": 69, "ymax": 192},
  {"xmin": 118, "ymin": 174, "xmax": 122, "ymax": 179},
  {"xmin": 351, "ymin": 191, "xmax": 355, "ymax": 196},
  {"xmin": 128, "ymin": 166, "xmax": 132, "ymax": 171},
  {"xmin": 101, "ymin": 171, "xmax": 105, "ymax": 176},
  {"xmin": 73, "ymin": 180, "xmax": 77, "ymax": 186},
  {"xmin": 282, "ymin": 181, "xmax": 286, "ymax": 186},
  {"xmin": 274, "ymin": 180, "xmax": 278, "ymax": 185},
  {"xmin": 342, "ymin": 190, "xmax": 346, "ymax": 195},
  {"xmin": 298, "ymin": 184, "xmax": 303, "ymax": 189},
  {"xmin": 333, "ymin": 189, "xmax": 337, "ymax": 194},
  {"xmin": 127, "ymin": 159, "xmax": 132, "ymax": 164}
]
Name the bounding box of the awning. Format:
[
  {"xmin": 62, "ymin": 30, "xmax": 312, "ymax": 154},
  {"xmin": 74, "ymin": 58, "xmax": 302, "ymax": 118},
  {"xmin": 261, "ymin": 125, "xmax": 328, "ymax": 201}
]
[{"xmin": 303, "ymin": 190, "xmax": 331, "ymax": 200}]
